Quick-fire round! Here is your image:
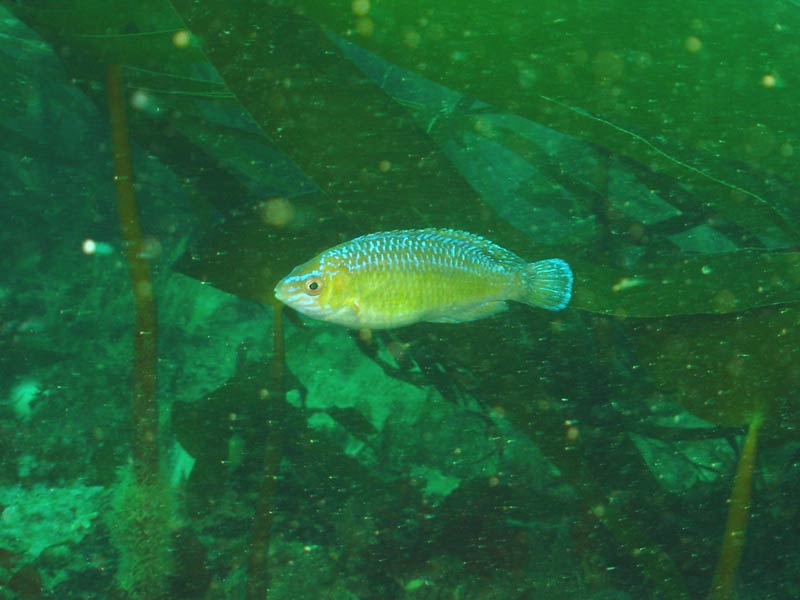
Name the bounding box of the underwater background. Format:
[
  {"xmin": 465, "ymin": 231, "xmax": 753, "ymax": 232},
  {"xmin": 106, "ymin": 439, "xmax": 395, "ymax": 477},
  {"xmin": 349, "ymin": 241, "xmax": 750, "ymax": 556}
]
[{"xmin": 1, "ymin": 1, "xmax": 799, "ymax": 598}]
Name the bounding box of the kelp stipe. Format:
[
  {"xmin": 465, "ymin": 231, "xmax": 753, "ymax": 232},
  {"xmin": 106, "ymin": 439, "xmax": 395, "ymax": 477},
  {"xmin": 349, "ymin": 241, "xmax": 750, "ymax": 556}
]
[
  {"xmin": 710, "ymin": 412, "xmax": 763, "ymax": 600},
  {"xmin": 246, "ymin": 302, "xmax": 286, "ymax": 599},
  {"xmin": 105, "ymin": 63, "xmax": 175, "ymax": 599}
]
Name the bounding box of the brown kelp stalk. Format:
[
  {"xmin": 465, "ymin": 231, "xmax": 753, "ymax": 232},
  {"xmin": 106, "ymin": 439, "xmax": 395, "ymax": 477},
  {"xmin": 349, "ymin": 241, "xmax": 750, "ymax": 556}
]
[
  {"xmin": 709, "ymin": 412, "xmax": 763, "ymax": 600},
  {"xmin": 246, "ymin": 302, "xmax": 285, "ymax": 599},
  {"xmin": 107, "ymin": 63, "xmax": 159, "ymax": 482},
  {"xmin": 107, "ymin": 64, "xmax": 175, "ymax": 600}
]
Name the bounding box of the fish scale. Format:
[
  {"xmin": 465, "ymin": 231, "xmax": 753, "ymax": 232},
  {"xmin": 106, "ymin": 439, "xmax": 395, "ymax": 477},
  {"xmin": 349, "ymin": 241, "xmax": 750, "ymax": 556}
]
[
  {"xmin": 274, "ymin": 228, "xmax": 573, "ymax": 329},
  {"xmin": 337, "ymin": 231, "xmax": 515, "ymax": 275}
]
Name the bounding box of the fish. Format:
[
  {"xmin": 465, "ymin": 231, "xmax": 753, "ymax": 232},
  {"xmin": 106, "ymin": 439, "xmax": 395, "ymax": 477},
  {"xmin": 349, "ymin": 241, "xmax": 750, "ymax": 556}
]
[{"xmin": 274, "ymin": 228, "xmax": 573, "ymax": 329}]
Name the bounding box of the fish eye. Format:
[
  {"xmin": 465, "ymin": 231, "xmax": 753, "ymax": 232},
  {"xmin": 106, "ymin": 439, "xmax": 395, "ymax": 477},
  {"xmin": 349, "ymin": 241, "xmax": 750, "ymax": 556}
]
[{"xmin": 304, "ymin": 276, "xmax": 323, "ymax": 296}]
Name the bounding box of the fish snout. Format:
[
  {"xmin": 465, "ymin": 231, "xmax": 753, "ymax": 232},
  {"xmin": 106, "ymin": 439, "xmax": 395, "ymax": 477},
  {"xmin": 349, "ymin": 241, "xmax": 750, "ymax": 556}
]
[{"xmin": 273, "ymin": 274, "xmax": 327, "ymax": 318}]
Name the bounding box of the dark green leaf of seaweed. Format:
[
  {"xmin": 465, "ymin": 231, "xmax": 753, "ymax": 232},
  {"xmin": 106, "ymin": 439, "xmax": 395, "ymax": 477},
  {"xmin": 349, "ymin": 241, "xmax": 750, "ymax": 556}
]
[
  {"xmin": 8, "ymin": 0, "xmax": 800, "ymax": 317},
  {"xmin": 294, "ymin": 0, "xmax": 800, "ymax": 240}
]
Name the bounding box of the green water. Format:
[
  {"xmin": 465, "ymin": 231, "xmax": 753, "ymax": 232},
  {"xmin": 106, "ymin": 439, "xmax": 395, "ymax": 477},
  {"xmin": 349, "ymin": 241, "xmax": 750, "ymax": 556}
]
[{"xmin": 1, "ymin": 1, "xmax": 798, "ymax": 599}]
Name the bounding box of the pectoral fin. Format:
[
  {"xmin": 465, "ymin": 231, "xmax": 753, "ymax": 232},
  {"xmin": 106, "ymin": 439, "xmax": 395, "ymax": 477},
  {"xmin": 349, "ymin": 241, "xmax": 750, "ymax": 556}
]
[{"xmin": 427, "ymin": 301, "xmax": 508, "ymax": 324}]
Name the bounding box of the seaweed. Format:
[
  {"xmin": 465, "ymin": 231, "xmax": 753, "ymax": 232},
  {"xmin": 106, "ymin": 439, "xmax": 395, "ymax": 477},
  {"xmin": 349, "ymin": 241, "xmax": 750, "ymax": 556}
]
[
  {"xmin": 105, "ymin": 62, "xmax": 177, "ymax": 600},
  {"xmin": 295, "ymin": 0, "xmax": 800, "ymax": 238},
  {"xmin": 8, "ymin": 0, "xmax": 800, "ymax": 317}
]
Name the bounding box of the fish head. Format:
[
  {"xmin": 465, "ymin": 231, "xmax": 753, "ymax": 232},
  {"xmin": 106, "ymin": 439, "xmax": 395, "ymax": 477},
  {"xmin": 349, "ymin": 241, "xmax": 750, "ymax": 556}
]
[{"xmin": 274, "ymin": 254, "xmax": 358, "ymax": 324}]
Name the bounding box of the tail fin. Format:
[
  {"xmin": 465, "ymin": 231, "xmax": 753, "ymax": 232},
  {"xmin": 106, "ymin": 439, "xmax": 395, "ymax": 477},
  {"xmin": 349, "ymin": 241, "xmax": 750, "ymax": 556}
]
[{"xmin": 519, "ymin": 259, "xmax": 573, "ymax": 311}]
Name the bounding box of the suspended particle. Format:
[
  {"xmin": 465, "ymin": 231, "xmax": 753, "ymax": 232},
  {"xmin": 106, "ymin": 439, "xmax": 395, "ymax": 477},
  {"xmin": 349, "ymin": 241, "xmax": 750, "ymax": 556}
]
[
  {"xmin": 565, "ymin": 424, "xmax": 580, "ymax": 442},
  {"xmin": 82, "ymin": 238, "xmax": 114, "ymax": 255},
  {"xmin": 129, "ymin": 89, "xmax": 154, "ymax": 112},
  {"xmin": 172, "ymin": 29, "xmax": 192, "ymax": 49},
  {"xmin": 404, "ymin": 579, "xmax": 431, "ymax": 592},
  {"xmin": 612, "ymin": 277, "xmax": 646, "ymax": 292},
  {"xmin": 761, "ymin": 73, "xmax": 777, "ymax": 88},
  {"xmin": 259, "ymin": 197, "xmax": 295, "ymax": 227},
  {"xmin": 355, "ymin": 17, "xmax": 375, "ymax": 37},
  {"xmin": 490, "ymin": 405, "xmax": 506, "ymax": 419},
  {"xmin": 351, "ymin": 0, "xmax": 370, "ymax": 16},
  {"xmin": 473, "ymin": 118, "xmax": 494, "ymax": 137},
  {"xmin": 404, "ymin": 30, "xmax": 421, "ymax": 48},
  {"xmin": 685, "ymin": 36, "xmax": 702, "ymax": 53}
]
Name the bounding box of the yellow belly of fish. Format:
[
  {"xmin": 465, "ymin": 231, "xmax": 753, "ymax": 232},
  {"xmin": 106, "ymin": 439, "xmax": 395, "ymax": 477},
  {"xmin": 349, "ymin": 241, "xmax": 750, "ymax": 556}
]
[{"xmin": 345, "ymin": 268, "xmax": 514, "ymax": 329}]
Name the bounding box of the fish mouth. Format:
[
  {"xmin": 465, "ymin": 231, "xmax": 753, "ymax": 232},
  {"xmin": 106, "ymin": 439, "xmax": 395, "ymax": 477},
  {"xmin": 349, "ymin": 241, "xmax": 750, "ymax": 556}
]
[
  {"xmin": 273, "ymin": 279, "xmax": 290, "ymax": 303},
  {"xmin": 274, "ymin": 273, "xmax": 303, "ymax": 303},
  {"xmin": 273, "ymin": 277, "xmax": 323, "ymax": 316}
]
